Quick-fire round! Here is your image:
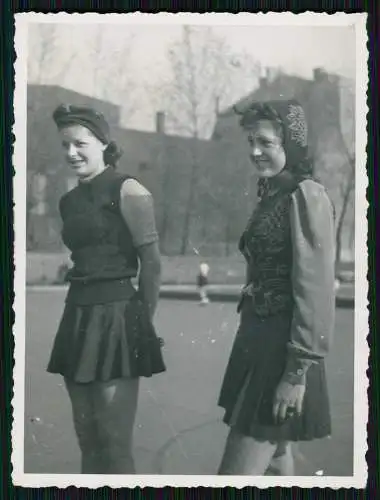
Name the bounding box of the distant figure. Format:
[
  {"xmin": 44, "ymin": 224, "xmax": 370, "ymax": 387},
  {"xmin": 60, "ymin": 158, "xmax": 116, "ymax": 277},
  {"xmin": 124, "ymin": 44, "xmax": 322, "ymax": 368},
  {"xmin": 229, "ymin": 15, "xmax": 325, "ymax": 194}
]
[{"xmin": 197, "ymin": 262, "xmax": 210, "ymax": 305}]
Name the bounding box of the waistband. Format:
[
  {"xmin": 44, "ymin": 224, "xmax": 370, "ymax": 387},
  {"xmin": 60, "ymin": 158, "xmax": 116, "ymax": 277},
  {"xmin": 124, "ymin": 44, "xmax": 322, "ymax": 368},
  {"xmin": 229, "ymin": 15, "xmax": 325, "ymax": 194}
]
[
  {"xmin": 239, "ymin": 283, "xmax": 293, "ymax": 318},
  {"xmin": 66, "ymin": 277, "xmax": 136, "ymax": 306}
]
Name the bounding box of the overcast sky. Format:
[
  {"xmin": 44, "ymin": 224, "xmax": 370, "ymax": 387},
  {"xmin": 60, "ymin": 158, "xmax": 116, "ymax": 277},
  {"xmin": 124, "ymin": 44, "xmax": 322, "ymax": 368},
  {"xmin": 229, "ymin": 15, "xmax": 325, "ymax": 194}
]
[{"xmin": 27, "ymin": 18, "xmax": 357, "ymax": 132}]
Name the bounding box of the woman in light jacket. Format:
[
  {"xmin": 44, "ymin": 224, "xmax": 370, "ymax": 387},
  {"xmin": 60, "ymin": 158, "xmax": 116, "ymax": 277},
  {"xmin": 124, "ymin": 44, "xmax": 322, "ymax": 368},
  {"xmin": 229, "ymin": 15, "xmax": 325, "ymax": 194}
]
[{"xmin": 217, "ymin": 99, "xmax": 336, "ymax": 475}]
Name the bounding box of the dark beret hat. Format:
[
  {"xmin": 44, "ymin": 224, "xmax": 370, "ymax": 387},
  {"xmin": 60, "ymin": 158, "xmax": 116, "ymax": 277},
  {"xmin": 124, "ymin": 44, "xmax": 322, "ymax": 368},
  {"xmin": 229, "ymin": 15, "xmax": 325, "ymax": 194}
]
[{"xmin": 52, "ymin": 104, "xmax": 110, "ymax": 144}]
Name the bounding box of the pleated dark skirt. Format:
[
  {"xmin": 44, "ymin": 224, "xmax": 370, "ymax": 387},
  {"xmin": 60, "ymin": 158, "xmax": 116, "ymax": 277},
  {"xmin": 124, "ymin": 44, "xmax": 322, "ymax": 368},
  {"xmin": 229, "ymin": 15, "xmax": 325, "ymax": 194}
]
[
  {"xmin": 218, "ymin": 301, "xmax": 331, "ymax": 442},
  {"xmin": 47, "ymin": 293, "xmax": 166, "ymax": 383}
]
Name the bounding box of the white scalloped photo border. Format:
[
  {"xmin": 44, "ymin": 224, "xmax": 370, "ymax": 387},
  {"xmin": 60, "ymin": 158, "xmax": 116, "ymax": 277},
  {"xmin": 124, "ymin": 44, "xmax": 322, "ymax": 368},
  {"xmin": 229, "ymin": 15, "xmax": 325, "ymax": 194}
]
[{"xmin": 12, "ymin": 11, "xmax": 369, "ymax": 490}]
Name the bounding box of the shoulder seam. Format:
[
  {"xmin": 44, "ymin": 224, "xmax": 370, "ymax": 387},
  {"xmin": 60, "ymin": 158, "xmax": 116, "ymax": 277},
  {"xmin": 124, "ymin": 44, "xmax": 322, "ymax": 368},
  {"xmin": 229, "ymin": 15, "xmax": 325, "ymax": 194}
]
[
  {"xmin": 294, "ymin": 179, "xmax": 325, "ymax": 195},
  {"xmin": 121, "ymin": 178, "xmax": 151, "ymax": 196}
]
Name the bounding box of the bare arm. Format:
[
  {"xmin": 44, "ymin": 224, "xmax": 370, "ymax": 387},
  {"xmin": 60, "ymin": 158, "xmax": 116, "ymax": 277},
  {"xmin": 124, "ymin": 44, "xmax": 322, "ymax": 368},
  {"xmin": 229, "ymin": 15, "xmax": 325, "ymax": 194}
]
[
  {"xmin": 120, "ymin": 179, "xmax": 161, "ymax": 319},
  {"xmin": 136, "ymin": 242, "xmax": 161, "ymax": 319}
]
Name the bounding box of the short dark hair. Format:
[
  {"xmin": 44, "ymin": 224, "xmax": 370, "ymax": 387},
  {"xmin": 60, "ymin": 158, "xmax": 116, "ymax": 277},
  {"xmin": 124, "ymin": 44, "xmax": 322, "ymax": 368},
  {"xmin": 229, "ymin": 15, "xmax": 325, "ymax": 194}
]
[{"xmin": 237, "ymin": 102, "xmax": 285, "ymax": 139}]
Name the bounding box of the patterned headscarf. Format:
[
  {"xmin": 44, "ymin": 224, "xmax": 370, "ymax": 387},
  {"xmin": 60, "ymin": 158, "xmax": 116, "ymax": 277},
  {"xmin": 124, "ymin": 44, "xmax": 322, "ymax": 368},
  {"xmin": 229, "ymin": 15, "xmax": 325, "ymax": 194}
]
[{"xmin": 235, "ymin": 99, "xmax": 313, "ymax": 199}]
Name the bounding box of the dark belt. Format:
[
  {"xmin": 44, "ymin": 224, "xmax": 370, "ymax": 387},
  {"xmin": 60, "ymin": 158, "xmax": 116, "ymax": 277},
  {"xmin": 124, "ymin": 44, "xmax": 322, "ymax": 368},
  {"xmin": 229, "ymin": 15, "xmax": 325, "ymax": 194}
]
[{"xmin": 66, "ymin": 277, "xmax": 136, "ymax": 306}]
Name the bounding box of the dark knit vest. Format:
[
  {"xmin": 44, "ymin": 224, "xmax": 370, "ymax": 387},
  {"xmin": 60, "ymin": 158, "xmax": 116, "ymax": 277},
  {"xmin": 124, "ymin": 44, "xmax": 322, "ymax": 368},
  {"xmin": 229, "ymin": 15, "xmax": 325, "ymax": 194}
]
[
  {"xmin": 59, "ymin": 167, "xmax": 138, "ymax": 305},
  {"xmin": 239, "ymin": 182, "xmax": 300, "ymax": 317}
]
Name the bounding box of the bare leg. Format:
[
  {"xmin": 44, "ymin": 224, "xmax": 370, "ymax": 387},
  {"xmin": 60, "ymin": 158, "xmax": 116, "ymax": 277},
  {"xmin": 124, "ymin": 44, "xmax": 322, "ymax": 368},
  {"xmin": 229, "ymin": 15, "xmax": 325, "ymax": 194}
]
[
  {"xmin": 199, "ymin": 287, "xmax": 209, "ymax": 304},
  {"xmin": 265, "ymin": 442, "xmax": 294, "ymax": 476},
  {"xmin": 93, "ymin": 377, "xmax": 140, "ymax": 474},
  {"xmin": 64, "ymin": 378, "xmax": 104, "ymax": 474},
  {"xmin": 218, "ymin": 428, "xmax": 277, "ymax": 475}
]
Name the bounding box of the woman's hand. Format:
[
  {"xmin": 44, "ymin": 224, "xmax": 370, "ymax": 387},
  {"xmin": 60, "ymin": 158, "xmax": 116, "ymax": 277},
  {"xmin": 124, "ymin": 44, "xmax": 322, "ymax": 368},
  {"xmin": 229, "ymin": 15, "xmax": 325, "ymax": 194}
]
[{"xmin": 273, "ymin": 380, "xmax": 305, "ymax": 424}]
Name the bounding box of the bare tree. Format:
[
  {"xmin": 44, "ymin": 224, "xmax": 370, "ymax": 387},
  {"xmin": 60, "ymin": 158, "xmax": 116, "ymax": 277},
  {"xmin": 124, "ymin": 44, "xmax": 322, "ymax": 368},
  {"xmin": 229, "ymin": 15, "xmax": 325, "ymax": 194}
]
[
  {"xmin": 163, "ymin": 26, "xmax": 260, "ymax": 139},
  {"xmin": 28, "ymin": 24, "xmax": 57, "ymax": 83},
  {"xmin": 314, "ymin": 76, "xmax": 355, "ymax": 268},
  {"xmin": 91, "ymin": 25, "xmax": 105, "ymax": 97},
  {"xmin": 155, "ymin": 127, "xmax": 171, "ymax": 252},
  {"xmin": 333, "ymin": 138, "xmax": 355, "ymax": 268},
  {"xmin": 28, "ymin": 24, "xmax": 79, "ymax": 85},
  {"xmin": 198, "ymin": 135, "xmax": 253, "ymax": 257},
  {"xmin": 330, "ymin": 77, "xmax": 355, "ymax": 267},
  {"xmin": 27, "ymin": 24, "xmax": 59, "ymax": 250},
  {"xmin": 335, "ymin": 77, "xmax": 355, "ymax": 266},
  {"xmin": 317, "ymin": 149, "xmax": 355, "ymax": 268},
  {"xmin": 88, "ymin": 25, "xmax": 137, "ymax": 122},
  {"xmin": 158, "ymin": 25, "xmax": 260, "ymax": 254}
]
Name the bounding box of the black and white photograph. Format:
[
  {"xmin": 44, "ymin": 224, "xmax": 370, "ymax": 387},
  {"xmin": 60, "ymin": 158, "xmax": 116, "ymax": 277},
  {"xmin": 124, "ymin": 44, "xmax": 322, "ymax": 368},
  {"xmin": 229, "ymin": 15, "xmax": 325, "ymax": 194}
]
[{"xmin": 13, "ymin": 12, "xmax": 368, "ymax": 488}]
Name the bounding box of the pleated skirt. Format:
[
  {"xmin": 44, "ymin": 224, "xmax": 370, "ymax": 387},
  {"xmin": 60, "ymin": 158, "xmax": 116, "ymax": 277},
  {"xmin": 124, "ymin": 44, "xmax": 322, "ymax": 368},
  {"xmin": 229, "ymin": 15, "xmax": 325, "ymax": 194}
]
[
  {"xmin": 47, "ymin": 295, "xmax": 166, "ymax": 383},
  {"xmin": 218, "ymin": 301, "xmax": 331, "ymax": 442}
]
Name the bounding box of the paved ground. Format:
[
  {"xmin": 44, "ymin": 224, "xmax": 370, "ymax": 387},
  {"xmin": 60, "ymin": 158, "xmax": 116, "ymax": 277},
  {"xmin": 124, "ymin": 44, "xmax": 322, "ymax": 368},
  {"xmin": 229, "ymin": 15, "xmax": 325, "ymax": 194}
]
[
  {"xmin": 159, "ymin": 283, "xmax": 354, "ymax": 308},
  {"xmin": 24, "ymin": 291, "xmax": 354, "ymax": 476},
  {"xmin": 27, "ymin": 282, "xmax": 355, "ymax": 307}
]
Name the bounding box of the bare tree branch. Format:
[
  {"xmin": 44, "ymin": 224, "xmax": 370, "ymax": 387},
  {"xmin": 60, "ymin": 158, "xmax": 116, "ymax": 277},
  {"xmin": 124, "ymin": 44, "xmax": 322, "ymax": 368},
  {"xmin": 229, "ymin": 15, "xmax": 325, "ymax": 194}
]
[
  {"xmin": 154, "ymin": 25, "xmax": 260, "ymax": 254},
  {"xmin": 316, "ymin": 76, "xmax": 355, "ymax": 265},
  {"xmin": 28, "ymin": 24, "xmax": 80, "ymax": 85},
  {"xmin": 88, "ymin": 25, "xmax": 137, "ymax": 121}
]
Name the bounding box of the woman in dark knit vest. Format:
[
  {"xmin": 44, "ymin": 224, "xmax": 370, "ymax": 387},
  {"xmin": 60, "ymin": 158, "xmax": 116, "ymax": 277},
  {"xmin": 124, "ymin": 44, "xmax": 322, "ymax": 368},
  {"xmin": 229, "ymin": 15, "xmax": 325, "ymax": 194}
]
[
  {"xmin": 47, "ymin": 104, "xmax": 165, "ymax": 474},
  {"xmin": 217, "ymin": 99, "xmax": 336, "ymax": 475}
]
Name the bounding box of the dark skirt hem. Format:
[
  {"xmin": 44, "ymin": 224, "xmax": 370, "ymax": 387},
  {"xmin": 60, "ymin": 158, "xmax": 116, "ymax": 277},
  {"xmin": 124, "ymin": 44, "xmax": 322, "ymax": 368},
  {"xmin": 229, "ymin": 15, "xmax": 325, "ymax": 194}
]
[
  {"xmin": 217, "ymin": 308, "xmax": 331, "ymax": 443},
  {"xmin": 45, "ymin": 367, "xmax": 166, "ymax": 384},
  {"xmin": 47, "ymin": 293, "xmax": 166, "ymax": 383},
  {"xmin": 219, "ymin": 406, "xmax": 331, "ymax": 443}
]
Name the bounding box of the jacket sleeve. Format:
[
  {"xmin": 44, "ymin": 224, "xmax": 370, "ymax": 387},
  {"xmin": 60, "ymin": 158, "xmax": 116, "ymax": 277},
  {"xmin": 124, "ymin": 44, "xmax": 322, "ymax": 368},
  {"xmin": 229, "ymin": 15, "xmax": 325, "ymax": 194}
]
[
  {"xmin": 282, "ymin": 180, "xmax": 336, "ymax": 385},
  {"xmin": 119, "ymin": 179, "xmax": 159, "ymax": 248}
]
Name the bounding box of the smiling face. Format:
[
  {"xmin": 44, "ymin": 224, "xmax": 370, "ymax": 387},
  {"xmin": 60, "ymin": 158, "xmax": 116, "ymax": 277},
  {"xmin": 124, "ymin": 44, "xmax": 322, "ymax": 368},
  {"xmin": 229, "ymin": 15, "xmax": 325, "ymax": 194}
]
[
  {"xmin": 247, "ymin": 119, "xmax": 286, "ymax": 178},
  {"xmin": 59, "ymin": 124, "xmax": 107, "ymax": 181}
]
